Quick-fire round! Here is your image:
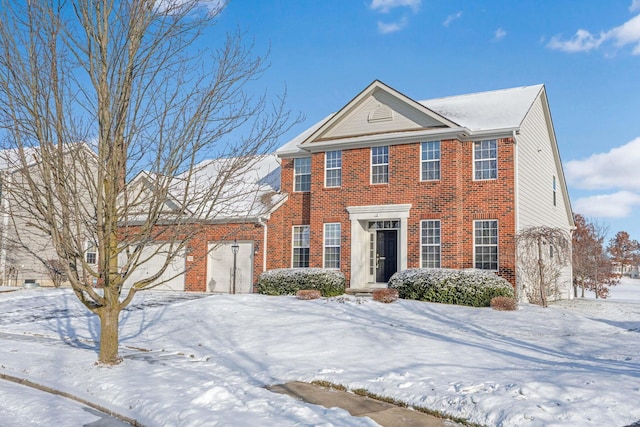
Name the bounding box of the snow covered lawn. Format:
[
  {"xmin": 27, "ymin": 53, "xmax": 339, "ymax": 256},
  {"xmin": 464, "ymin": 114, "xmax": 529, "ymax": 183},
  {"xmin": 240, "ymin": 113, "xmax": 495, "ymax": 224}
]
[{"xmin": 1, "ymin": 280, "xmax": 639, "ymax": 426}]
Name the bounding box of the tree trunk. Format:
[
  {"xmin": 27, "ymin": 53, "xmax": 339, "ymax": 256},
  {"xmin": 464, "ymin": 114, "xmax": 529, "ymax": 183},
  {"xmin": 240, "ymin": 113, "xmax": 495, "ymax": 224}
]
[
  {"xmin": 97, "ymin": 305, "xmax": 121, "ymax": 364},
  {"xmin": 537, "ymin": 238, "xmax": 547, "ymax": 307}
]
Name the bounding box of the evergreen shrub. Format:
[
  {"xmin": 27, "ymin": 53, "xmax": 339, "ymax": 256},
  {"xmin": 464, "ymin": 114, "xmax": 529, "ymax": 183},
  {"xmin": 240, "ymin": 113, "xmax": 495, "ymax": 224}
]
[
  {"xmin": 388, "ymin": 268, "xmax": 514, "ymax": 307},
  {"xmin": 257, "ymin": 268, "xmax": 345, "ymax": 297}
]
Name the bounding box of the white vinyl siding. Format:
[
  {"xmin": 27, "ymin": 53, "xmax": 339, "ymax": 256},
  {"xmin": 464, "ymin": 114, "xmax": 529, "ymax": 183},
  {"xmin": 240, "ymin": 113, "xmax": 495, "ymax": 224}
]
[
  {"xmin": 474, "ymin": 220, "xmax": 498, "ymax": 271},
  {"xmin": 421, "ymin": 220, "xmax": 441, "ymax": 268},
  {"xmin": 421, "ymin": 141, "xmax": 440, "ymax": 181},
  {"xmin": 325, "ymin": 151, "xmax": 342, "ymax": 187},
  {"xmin": 323, "ymin": 223, "xmax": 341, "ymax": 269},
  {"xmin": 294, "ymin": 157, "xmax": 311, "ymax": 192},
  {"xmin": 292, "ymin": 225, "xmax": 310, "ymax": 268},
  {"xmin": 474, "ymin": 140, "xmax": 497, "ymax": 180},
  {"xmin": 371, "ymin": 146, "xmax": 389, "ymax": 184}
]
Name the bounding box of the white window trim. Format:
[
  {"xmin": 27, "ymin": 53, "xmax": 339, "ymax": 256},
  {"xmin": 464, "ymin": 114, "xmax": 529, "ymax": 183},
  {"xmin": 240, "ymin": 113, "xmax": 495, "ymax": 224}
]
[
  {"xmin": 420, "ymin": 141, "xmax": 441, "ymax": 182},
  {"xmin": 473, "ymin": 220, "xmax": 499, "ymax": 271},
  {"xmin": 473, "ymin": 140, "xmax": 498, "ymax": 181},
  {"xmin": 370, "ymin": 146, "xmax": 389, "ymax": 185},
  {"xmin": 292, "ymin": 225, "xmax": 310, "ymax": 268},
  {"xmin": 420, "ymin": 219, "xmax": 441, "ymax": 268},
  {"xmin": 323, "ymin": 223, "xmax": 341, "ymax": 269},
  {"xmin": 324, "ymin": 150, "xmax": 342, "ymax": 188}
]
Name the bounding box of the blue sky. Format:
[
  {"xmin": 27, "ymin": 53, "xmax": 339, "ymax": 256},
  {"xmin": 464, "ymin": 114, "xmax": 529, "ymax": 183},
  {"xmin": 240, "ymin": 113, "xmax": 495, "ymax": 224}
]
[{"xmin": 211, "ymin": 0, "xmax": 640, "ymax": 241}]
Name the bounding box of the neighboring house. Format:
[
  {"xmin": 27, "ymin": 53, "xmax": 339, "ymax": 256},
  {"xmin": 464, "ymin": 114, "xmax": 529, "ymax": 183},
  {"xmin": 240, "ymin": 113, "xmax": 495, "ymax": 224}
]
[
  {"xmin": 130, "ymin": 80, "xmax": 575, "ymax": 298},
  {"xmin": 0, "ymin": 144, "xmax": 97, "ymax": 287}
]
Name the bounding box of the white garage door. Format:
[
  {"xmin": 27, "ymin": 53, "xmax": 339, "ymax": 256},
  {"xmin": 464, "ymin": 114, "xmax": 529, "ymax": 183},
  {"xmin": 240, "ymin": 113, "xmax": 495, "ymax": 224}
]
[
  {"xmin": 207, "ymin": 241, "xmax": 253, "ymax": 293},
  {"xmin": 121, "ymin": 244, "xmax": 186, "ymax": 291}
]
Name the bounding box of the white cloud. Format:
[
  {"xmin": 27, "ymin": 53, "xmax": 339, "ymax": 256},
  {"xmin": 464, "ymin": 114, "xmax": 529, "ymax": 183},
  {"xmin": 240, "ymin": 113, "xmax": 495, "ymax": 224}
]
[
  {"xmin": 370, "ymin": 0, "xmax": 421, "ymax": 13},
  {"xmin": 377, "ymin": 18, "xmax": 408, "ymax": 34},
  {"xmin": 631, "ymin": 0, "xmax": 640, "ymax": 12},
  {"xmin": 155, "ymin": 0, "xmax": 226, "ymax": 15},
  {"xmin": 494, "ymin": 28, "xmax": 507, "ymax": 41},
  {"xmin": 565, "ymin": 137, "xmax": 640, "ymax": 191},
  {"xmin": 443, "ymin": 11, "xmax": 462, "ymax": 27},
  {"xmin": 573, "ymin": 191, "xmax": 640, "ymax": 218},
  {"xmin": 547, "ymin": 13, "xmax": 640, "ymax": 55}
]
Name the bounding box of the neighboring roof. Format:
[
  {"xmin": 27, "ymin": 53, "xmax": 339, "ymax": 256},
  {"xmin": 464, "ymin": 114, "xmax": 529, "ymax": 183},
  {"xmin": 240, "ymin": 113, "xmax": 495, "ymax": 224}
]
[
  {"xmin": 421, "ymin": 84, "xmax": 543, "ymax": 132},
  {"xmin": 277, "ymin": 82, "xmax": 544, "ymax": 156}
]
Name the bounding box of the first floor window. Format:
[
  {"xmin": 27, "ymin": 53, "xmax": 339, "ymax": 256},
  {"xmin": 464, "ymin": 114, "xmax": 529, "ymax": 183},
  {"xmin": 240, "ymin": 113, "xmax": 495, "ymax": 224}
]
[
  {"xmin": 474, "ymin": 220, "xmax": 498, "ymax": 270},
  {"xmin": 85, "ymin": 244, "xmax": 97, "ymax": 265},
  {"xmin": 292, "ymin": 225, "xmax": 310, "ymax": 268},
  {"xmin": 421, "ymin": 220, "xmax": 441, "ymax": 268},
  {"xmin": 323, "ymin": 223, "xmax": 341, "ymax": 269},
  {"xmin": 371, "ymin": 146, "xmax": 389, "ymax": 184},
  {"xmin": 294, "ymin": 157, "xmax": 311, "ymax": 192},
  {"xmin": 474, "ymin": 139, "xmax": 497, "ymax": 180}
]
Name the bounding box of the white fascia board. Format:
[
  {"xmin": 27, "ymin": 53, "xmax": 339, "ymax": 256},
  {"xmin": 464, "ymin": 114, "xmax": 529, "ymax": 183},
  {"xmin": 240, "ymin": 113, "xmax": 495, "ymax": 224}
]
[
  {"xmin": 459, "ymin": 127, "xmax": 521, "ymax": 141},
  {"xmin": 301, "ymin": 127, "xmax": 469, "ymax": 153}
]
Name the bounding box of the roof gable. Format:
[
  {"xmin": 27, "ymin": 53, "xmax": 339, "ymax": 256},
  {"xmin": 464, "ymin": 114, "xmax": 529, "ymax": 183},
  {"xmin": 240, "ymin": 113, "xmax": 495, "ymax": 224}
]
[{"xmin": 301, "ymin": 80, "xmax": 459, "ymax": 145}]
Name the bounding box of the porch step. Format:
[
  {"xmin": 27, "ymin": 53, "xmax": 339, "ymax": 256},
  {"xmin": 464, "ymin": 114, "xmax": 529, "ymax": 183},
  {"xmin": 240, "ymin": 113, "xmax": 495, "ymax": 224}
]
[{"xmin": 345, "ymin": 288, "xmax": 382, "ymax": 298}]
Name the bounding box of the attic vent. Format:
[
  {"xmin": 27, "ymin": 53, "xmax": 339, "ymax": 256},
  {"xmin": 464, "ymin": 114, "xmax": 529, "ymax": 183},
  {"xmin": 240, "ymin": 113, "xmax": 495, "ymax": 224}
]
[{"xmin": 368, "ymin": 105, "xmax": 393, "ymax": 123}]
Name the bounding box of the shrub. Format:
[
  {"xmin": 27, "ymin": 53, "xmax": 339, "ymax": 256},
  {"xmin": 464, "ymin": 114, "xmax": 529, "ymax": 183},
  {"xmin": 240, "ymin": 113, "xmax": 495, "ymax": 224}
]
[
  {"xmin": 296, "ymin": 290, "xmax": 321, "ymax": 300},
  {"xmin": 257, "ymin": 268, "xmax": 345, "ymax": 297},
  {"xmin": 373, "ymin": 288, "xmax": 398, "ymax": 303},
  {"xmin": 388, "ymin": 268, "xmax": 514, "ymax": 307},
  {"xmin": 490, "ymin": 296, "xmax": 517, "ymax": 311}
]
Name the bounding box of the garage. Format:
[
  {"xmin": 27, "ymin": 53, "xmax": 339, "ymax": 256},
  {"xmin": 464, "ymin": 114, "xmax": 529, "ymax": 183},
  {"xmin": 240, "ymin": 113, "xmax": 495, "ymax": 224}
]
[
  {"xmin": 121, "ymin": 244, "xmax": 186, "ymax": 291},
  {"xmin": 207, "ymin": 241, "xmax": 254, "ymax": 293}
]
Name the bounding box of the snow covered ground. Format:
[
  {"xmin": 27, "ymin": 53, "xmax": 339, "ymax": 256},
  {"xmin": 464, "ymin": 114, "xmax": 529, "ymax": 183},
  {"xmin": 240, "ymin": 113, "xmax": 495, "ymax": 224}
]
[{"xmin": 0, "ymin": 279, "xmax": 639, "ymax": 427}]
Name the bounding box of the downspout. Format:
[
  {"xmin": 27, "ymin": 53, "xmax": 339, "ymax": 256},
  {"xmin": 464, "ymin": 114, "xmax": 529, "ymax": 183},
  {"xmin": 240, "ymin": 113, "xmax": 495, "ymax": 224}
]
[
  {"xmin": 512, "ymin": 130, "xmax": 523, "ymax": 302},
  {"xmin": 0, "ymin": 173, "xmax": 9, "ymax": 286}
]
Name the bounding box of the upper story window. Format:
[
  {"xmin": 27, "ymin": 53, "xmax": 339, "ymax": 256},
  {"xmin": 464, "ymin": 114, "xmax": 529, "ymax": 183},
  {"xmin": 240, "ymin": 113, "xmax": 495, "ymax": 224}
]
[
  {"xmin": 474, "ymin": 220, "xmax": 498, "ymax": 271},
  {"xmin": 474, "ymin": 139, "xmax": 497, "ymax": 180},
  {"xmin": 293, "ymin": 157, "xmax": 311, "ymax": 192},
  {"xmin": 421, "ymin": 220, "xmax": 441, "ymax": 268},
  {"xmin": 292, "ymin": 225, "xmax": 310, "ymax": 268},
  {"xmin": 421, "ymin": 141, "xmax": 440, "ymax": 181},
  {"xmin": 553, "ymin": 175, "xmax": 557, "ymax": 206},
  {"xmin": 323, "ymin": 223, "xmax": 341, "ymax": 269},
  {"xmin": 85, "ymin": 243, "xmax": 97, "ymax": 265},
  {"xmin": 371, "ymin": 146, "xmax": 389, "ymax": 184},
  {"xmin": 325, "ymin": 150, "xmax": 342, "ymax": 188}
]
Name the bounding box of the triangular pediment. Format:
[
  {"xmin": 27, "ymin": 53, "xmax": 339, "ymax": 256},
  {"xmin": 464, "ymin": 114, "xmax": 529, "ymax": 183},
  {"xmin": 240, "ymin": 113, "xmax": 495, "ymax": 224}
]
[{"xmin": 302, "ymin": 80, "xmax": 459, "ymax": 145}]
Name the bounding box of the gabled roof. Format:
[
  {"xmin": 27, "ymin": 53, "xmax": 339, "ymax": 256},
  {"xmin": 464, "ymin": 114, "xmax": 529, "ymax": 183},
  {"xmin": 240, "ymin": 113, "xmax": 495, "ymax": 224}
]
[{"xmin": 277, "ymin": 81, "xmax": 544, "ymax": 156}]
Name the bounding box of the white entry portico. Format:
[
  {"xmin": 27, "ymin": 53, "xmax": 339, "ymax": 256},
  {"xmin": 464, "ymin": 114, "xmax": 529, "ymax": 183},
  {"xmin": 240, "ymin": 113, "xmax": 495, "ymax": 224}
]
[{"xmin": 346, "ymin": 204, "xmax": 411, "ymax": 289}]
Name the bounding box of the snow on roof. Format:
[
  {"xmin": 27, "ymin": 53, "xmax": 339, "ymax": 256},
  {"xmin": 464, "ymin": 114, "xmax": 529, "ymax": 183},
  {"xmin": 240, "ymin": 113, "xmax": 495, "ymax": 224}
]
[
  {"xmin": 169, "ymin": 153, "xmax": 283, "ymax": 221},
  {"xmin": 421, "ymin": 84, "xmax": 543, "ymax": 131},
  {"xmin": 277, "ymin": 84, "xmax": 544, "ymax": 154}
]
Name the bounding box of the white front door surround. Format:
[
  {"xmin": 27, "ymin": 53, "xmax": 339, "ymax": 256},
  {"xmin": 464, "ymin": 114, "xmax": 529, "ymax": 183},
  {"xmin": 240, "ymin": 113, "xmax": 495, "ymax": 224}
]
[{"xmin": 346, "ymin": 204, "xmax": 411, "ymax": 289}]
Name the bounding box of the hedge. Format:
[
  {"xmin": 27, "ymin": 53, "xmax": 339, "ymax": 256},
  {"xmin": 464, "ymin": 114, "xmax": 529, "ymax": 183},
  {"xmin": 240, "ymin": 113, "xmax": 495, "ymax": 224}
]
[
  {"xmin": 388, "ymin": 268, "xmax": 514, "ymax": 307},
  {"xmin": 257, "ymin": 268, "xmax": 345, "ymax": 297}
]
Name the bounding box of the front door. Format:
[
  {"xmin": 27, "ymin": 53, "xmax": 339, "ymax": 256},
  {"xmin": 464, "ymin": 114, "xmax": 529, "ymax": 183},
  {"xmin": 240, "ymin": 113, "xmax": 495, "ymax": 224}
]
[{"xmin": 376, "ymin": 230, "xmax": 398, "ymax": 282}]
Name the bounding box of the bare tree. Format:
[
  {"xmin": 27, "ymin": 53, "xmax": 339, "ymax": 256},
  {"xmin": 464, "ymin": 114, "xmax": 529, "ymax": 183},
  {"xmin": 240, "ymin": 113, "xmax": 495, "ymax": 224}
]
[
  {"xmin": 572, "ymin": 214, "xmax": 618, "ymax": 298},
  {"xmin": 45, "ymin": 259, "xmax": 69, "ymax": 288},
  {"xmin": 516, "ymin": 226, "xmax": 571, "ymax": 307},
  {"xmin": 0, "ymin": 0, "xmax": 297, "ymax": 364}
]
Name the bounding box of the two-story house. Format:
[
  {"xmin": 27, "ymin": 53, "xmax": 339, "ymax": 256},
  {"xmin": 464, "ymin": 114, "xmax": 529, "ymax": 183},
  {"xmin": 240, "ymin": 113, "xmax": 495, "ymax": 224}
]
[{"xmin": 136, "ymin": 80, "xmax": 574, "ymax": 299}]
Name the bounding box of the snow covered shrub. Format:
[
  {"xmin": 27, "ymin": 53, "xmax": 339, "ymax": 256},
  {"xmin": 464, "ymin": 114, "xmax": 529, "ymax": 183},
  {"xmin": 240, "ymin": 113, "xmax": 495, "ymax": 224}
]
[
  {"xmin": 373, "ymin": 288, "xmax": 398, "ymax": 303},
  {"xmin": 490, "ymin": 296, "xmax": 517, "ymax": 311},
  {"xmin": 257, "ymin": 268, "xmax": 345, "ymax": 297},
  {"xmin": 388, "ymin": 268, "xmax": 514, "ymax": 307},
  {"xmin": 296, "ymin": 290, "xmax": 321, "ymax": 300}
]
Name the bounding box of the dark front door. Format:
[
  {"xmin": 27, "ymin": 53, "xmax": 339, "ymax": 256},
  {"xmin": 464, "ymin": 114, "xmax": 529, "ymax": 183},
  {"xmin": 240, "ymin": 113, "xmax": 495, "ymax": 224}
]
[{"xmin": 376, "ymin": 230, "xmax": 398, "ymax": 282}]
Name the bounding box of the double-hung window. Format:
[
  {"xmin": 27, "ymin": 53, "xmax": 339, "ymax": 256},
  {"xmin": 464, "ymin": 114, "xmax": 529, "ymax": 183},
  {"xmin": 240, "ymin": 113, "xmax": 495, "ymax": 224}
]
[
  {"xmin": 421, "ymin": 220, "xmax": 441, "ymax": 268},
  {"xmin": 85, "ymin": 243, "xmax": 97, "ymax": 265},
  {"xmin": 474, "ymin": 140, "xmax": 497, "ymax": 180},
  {"xmin": 323, "ymin": 223, "xmax": 341, "ymax": 269},
  {"xmin": 421, "ymin": 141, "xmax": 440, "ymax": 181},
  {"xmin": 553, "ymin": 176, "xmax": 557, "ymax": 206},
  {"xmin": 474, "ymin": 220, "xmax": 498, "ymax": 270},
  {"xmin": 325, "ymin": 151, "xmax": 342, "ymax": 187},
  {"xmin": 292, "ymin": 225, "xmax": 310, "ymax": 268},
  {"xmin": 371, "ymin": 146, "xmax": 389, "ymax": 184},
  {"xmin": 294, "ymin": 157, "xmax": 311, "ymax": 192}
]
